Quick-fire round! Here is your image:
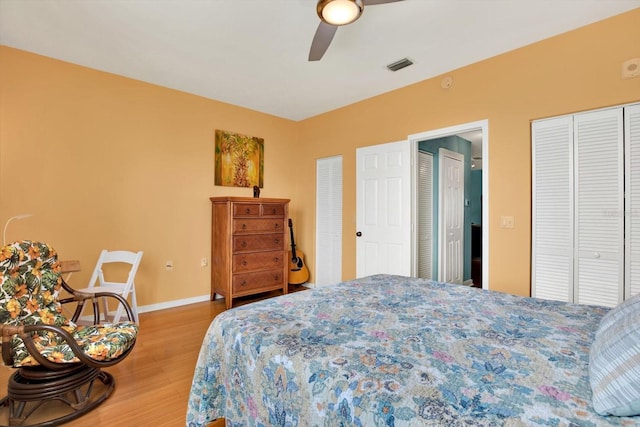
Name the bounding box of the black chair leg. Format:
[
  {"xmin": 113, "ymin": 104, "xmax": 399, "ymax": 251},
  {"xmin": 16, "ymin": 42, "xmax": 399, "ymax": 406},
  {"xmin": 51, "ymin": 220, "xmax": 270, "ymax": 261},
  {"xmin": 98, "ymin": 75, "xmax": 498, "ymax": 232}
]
[{"xmin": 0, "ymin": 365, "xmax": 115, "ymax": 427}]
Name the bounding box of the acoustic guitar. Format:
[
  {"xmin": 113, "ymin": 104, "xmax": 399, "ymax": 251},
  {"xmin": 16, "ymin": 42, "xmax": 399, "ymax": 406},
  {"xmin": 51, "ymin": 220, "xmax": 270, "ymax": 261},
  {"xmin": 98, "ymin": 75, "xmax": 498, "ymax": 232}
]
[{"xmin": 288, "ymin": 219, "xmax": 309, "ymax": 285}]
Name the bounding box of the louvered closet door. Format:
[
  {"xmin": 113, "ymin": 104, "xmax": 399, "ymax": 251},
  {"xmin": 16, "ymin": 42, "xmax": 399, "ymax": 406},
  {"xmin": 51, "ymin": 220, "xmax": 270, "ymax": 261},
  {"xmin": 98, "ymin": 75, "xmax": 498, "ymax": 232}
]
[
  {"xmin": 315, "ymin": 156, "xmax": 343, "ymax": 287},
  {"xmin": 417, "ymin": 151, "xmax": 434, "ymax": 279},
  {"xmin": 574, "ymin": 108, "xmax": 624, "ymax": 307},
  {"xmin": 625, "ymin": 104, "xmax": 640, "ymax": 299},
  {"xmin": 532, "ymin": 116, "xmax": 573, "ymax": 302}
]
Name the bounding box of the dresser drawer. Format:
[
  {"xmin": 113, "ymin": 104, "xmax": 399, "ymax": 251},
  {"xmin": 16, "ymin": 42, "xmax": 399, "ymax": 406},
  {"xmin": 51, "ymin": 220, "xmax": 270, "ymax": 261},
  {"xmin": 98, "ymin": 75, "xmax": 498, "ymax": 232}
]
[
  {"xmin": 233, "ymin": 269, "xmax": 284, "ymax": 293},
  {"xmin": 261, "ymin": 203, "xmax": 285, "ymax": 217},
  {"xmin": 233, "ymin": 218, "xmax": 284, "ymax": 234},
  {"xmin": 233, "ymin": 234, "xmax": 284, "ymax": 252},
  {"xmin": 233, "ymin": 203, "xmax": 260, "ymax": 217},
  {"xmin": 233, "ymin": 251, "xmax": 285, "ymax": 273}
]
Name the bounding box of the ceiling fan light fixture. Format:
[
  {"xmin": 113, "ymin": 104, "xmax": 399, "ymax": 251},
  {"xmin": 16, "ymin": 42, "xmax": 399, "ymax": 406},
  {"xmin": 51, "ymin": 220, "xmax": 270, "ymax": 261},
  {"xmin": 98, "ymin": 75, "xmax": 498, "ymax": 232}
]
[{"xmin": 317, "ymin": 0, "xmax": 364, "ymax": 26}]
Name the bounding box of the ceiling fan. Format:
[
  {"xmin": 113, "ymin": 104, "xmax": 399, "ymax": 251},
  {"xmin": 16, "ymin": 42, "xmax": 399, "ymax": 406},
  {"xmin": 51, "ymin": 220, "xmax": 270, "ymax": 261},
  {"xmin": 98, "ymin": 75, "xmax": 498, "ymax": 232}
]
[{"xmin": 309, "ymin": 0, "xmax": 404, "ymax": 61}]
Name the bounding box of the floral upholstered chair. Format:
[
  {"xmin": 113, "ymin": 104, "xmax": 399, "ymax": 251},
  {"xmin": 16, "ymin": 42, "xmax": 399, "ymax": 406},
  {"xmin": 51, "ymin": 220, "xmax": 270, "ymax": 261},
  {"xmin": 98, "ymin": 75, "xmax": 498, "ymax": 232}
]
[{"xmin": 0, "ymin": 241, "xmax": 138, "ymax": 426}]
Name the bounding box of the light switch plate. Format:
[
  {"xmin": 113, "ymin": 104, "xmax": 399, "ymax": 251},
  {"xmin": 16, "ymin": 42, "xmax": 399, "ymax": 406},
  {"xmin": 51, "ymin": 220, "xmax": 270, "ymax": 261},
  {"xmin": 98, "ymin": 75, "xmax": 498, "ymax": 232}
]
[{"xmin": 500, "ymin": 216, "xmax": 515, "ymax": 229}]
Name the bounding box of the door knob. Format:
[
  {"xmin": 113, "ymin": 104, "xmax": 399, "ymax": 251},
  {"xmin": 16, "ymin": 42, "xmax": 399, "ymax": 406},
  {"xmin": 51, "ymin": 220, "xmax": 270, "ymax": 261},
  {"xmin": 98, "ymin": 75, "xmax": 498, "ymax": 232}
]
[{"xmin": 356, "ymin": 232, "xmax": 362, "ymax": 237}]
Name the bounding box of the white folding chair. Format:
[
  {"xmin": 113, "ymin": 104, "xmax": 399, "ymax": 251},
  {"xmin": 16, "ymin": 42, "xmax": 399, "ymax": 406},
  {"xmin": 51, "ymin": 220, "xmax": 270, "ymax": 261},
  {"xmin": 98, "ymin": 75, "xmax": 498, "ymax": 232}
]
[{"xmin": 76, "ymin": 249, "xmax": 143, "ymax": 323}]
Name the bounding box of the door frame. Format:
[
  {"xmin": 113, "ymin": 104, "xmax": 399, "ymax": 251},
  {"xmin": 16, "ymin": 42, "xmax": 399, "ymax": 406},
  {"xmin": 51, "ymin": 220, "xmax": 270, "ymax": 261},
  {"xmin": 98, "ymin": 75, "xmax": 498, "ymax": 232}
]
[{"xmin": 409, "ymin": 119, "xmax": 489, "ymax": 289}]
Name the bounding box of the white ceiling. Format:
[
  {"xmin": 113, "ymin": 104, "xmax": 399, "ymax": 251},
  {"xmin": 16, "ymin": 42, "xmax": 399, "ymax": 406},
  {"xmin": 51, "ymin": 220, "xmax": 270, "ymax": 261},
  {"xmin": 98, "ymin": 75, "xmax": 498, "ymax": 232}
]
[{"xmin": 1, "ymin": 0, "xmax": 639, "ymax": 121}]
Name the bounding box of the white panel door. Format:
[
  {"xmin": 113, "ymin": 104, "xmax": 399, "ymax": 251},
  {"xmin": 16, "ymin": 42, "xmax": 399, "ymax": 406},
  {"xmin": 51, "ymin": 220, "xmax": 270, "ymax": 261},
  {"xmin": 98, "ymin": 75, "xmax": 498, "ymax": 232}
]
[
  {"xmin": 439, "ymin": 149, "xmax": 464, "ymax": 284},
  {"xmin": 531, "ymin": 116, "xmax": 574, "ymax": 302},
  {"xmin": 574, "ymin": 108, "xmax": 624, "ymax": 307},
  {"xmin": 417, "ymin": 152, "xmax": 434, "ymax": 279},
  {"xmin": 356, "ymin": 140, "xmax": 411, "ymax": 278},
  {"xmin": 625, "ymin": 104, "xmax": 640, "ymax": 299},
  {"xmin": 316, "ymin": 156, "xmax": 343, "ymax": 287}
]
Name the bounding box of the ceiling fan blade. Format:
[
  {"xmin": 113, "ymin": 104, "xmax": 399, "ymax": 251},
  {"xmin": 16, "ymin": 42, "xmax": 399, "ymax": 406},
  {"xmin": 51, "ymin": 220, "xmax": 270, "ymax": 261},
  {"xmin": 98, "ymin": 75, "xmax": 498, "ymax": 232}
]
[
  {"xmin": 309, "ymin": 21, "xmax": 338, "ymax": 61},
  {"xmin": 363, "ymin": 0, "xmax": 403, "ymax": 5}
]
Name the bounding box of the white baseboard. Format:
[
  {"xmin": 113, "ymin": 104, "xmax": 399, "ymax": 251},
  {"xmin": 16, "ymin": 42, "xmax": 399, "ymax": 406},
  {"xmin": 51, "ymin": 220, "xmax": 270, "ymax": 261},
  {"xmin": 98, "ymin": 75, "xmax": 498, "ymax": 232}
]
[
  {"xmin": 81, "ymin": 286, "xmax": 318, "ymax": 322},
  {"xmin": 138, "ymin": 294, "xmax": 211, "ymax": 313},
  {"xmin": 77, "ymin": 294, "xmax": 211, "ymax": 322},
  {"xmin": 146, "ymin": 284, "xmax": 316, "ymax": 313}
]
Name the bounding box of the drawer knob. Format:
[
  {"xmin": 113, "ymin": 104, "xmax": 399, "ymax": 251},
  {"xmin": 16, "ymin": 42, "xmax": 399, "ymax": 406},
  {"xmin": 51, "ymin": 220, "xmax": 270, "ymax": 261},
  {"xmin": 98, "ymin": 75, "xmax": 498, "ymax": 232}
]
[
  {"xmin": 241, "ymin": 223, "xmax": 247, "ymax": 230},
  {"xmin": 274, "ymin": 223, "xmax": 279, "ymax": 229},
  {"xmin": 241, "ymin": 241, "xmax": 247, "ymax": 248},
  {"xmin": 274, "ymin": 238, "xmax": 280, "ymax": 244},
  {"xmin": 240, "ymin": 280, "xmax": 247, "ymax": 287},
  {"xmin": 242, "ymin": 260, "xmax": 248, "ymax": 266},
  {"xmin": 245, "ymin": 208, "xmax": 251, "ymax": 214},
  {"xmin": 274, "ymin": 256, "xmax": 279, "ymax": 262},
  {"xmin": 274, "ymin": 274, "xmax": 280, "ymax": 281},
  {"xmin": 271, "ymin": 208, "xmax": 276, "ymax": 214}
]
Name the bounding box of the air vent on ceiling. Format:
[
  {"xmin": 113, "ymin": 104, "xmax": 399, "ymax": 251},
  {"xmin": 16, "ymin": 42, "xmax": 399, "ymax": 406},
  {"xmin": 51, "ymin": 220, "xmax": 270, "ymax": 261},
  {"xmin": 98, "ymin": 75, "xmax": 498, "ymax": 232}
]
[{"xmin": 387, "ymin": 57, "xmax": 413, "ymax": 72}]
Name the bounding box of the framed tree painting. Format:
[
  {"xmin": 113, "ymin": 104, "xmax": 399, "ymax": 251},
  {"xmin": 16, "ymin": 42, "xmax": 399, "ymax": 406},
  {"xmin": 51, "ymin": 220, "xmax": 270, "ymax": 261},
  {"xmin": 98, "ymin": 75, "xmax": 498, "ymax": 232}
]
[{"xmin": 214, "ymin": 129, "xmax": 264, "ymax": 188}]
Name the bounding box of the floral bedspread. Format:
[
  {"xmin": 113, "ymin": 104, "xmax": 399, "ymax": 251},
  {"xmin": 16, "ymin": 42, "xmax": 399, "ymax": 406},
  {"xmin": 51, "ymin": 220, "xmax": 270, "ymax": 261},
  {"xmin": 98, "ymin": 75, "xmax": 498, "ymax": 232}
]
[{"xmin": 187, "ymin": 274, "xmax": 638, "ymax": 426}]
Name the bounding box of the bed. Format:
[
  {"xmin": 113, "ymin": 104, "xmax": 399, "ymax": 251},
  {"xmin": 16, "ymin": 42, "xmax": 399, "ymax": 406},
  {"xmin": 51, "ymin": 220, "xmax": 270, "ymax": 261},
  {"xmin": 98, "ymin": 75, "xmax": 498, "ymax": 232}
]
[{"xmin": 186, "ymin": 274, "xmax": 640, "ymax": 426}]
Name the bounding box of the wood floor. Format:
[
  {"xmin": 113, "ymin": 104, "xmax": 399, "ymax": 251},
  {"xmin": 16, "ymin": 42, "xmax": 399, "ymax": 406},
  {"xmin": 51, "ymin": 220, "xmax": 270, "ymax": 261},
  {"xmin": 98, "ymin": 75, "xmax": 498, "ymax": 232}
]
[
  {"xmin": 0, "ymin": 285, "xmax": 308, "ymax": 426},
  {"xmin": 0, "ymin": 299, "xmax": 230, "ymax": 427}
]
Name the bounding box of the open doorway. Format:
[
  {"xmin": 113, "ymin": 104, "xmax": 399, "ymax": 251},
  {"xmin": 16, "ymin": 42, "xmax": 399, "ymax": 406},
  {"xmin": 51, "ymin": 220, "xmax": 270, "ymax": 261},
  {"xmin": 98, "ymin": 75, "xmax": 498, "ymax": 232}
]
[{"xmin": 410, "ymin": 120, "xmax": 488, "ymax": 289}]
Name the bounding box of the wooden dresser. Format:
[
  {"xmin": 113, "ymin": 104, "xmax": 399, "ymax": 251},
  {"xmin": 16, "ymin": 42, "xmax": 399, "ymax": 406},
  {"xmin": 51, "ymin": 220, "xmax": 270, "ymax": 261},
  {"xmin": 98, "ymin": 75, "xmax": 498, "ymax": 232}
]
[{"xmin": 210, "ymin": 196, "xmax": 290, "ymax": 309}]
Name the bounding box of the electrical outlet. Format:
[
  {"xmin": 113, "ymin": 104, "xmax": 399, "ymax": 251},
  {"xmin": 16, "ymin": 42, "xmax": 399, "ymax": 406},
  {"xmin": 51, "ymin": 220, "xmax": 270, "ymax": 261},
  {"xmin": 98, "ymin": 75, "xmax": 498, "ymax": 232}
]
[
  {"xmin": 200, "ymin": 257, "xmax": 208, "ymax": 267},
  {"xmin": 165, "ymin": 260, "xmax": 173, "ymax": 271}
]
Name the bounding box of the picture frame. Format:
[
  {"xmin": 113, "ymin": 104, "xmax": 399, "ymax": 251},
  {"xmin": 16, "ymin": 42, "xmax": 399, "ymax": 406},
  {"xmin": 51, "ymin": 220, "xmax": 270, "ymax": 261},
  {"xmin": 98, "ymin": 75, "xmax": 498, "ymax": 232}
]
[{"xmin": 214, "ymin": 129, "xmax": 264, "ymax": 188}]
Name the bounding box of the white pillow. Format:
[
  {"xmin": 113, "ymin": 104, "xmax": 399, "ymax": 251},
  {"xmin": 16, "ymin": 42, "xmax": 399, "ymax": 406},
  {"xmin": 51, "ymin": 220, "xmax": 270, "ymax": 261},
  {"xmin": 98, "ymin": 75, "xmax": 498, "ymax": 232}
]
[{"xmin": 589, "ymin": 293, "xmax": 640, "ymax": 416}]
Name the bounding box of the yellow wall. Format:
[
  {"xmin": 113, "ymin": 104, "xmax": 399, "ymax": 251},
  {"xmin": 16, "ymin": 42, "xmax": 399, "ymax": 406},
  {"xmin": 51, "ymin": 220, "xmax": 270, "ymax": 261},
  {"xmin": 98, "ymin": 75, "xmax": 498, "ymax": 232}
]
[
  {"xmin": 1, "ymin": 9, "xmax": 639, "ymax": 307},
  {"xmin": 0, "ymin": 46, "xmax": 303, "ymax": 306},
  {"xmin": 296, "ymin": 8, "xmax": 640, "ymax": 296}
]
